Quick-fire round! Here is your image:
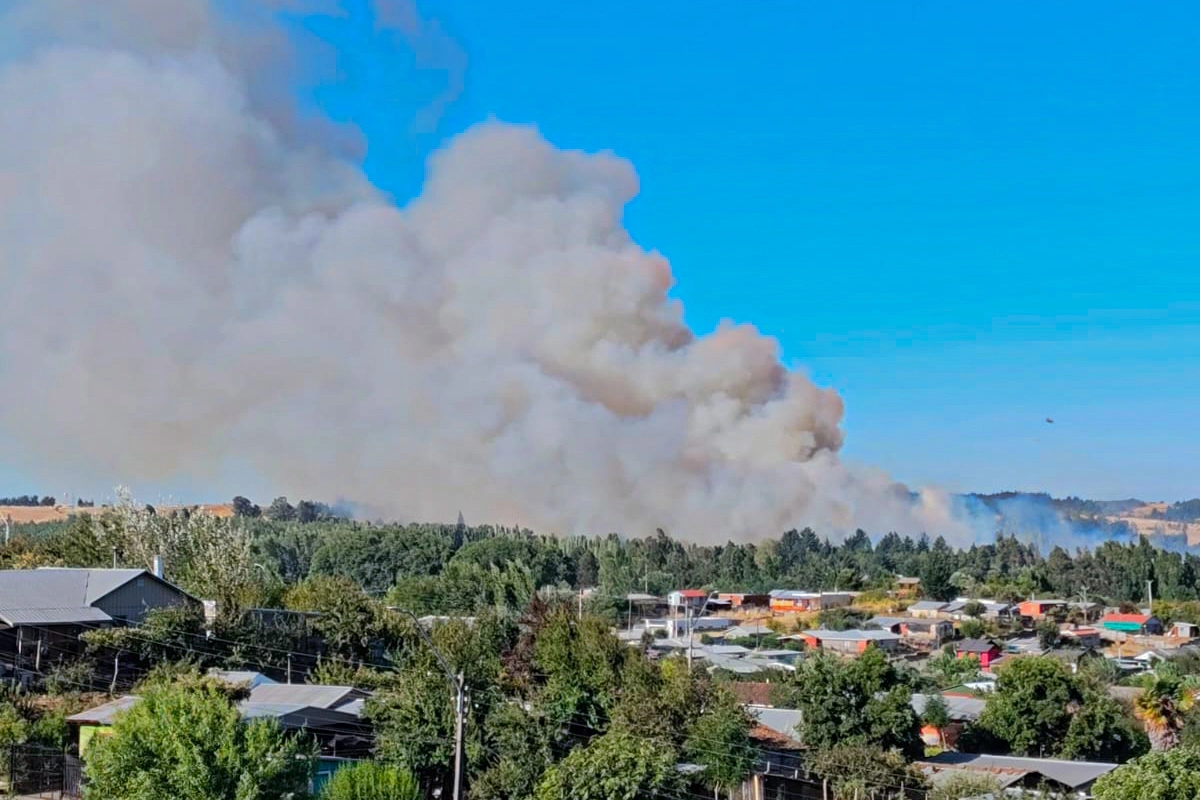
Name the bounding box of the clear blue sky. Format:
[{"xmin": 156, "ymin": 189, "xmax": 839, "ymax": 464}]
[
  {"xmin": 6, "ymin": 1, "xmax": 1199, "ymax": 503},
  {"xmin": 300, "ymin": 0, "xmax": 1198, "ymax": 501}
]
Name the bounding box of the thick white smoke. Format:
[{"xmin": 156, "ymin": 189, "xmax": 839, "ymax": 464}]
[{"xmin": 0, "ymin": 0, "xmax": 973, "ymax": 542}]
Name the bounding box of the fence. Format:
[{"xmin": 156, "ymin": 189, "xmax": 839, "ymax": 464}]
[{"xmin": 7, "ymin": 745, "xmax": 82, "ymax": 798}]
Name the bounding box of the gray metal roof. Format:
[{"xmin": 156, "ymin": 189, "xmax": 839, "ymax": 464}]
[
  {"xmin": 802, "ymin": 629, "xmax": 900, "ymax": 642},
  {"xmin": 0, "ymin": 569, "xmax": 143, "ymax": 611},
  {"xmin": 956, "ymin": 638, "xmax": 998, "ymax": 653},
  {"xmin": 909, "ymin": 693, "xmax": 986, "ymax": 722},
  {"xmin": 209, "ymin": 670, "xmax": 278, "ymax": 690},
  {"xmin": 920, "ymin": 752, "xmax": 1118, "ymax": 790},
  {"xmin": 749, "ymin": 707, "xmax": 803, "ymax": 741},
  {"xmin": 907, "ymin": 601, "xmax": 948, "ymax": 611},
  {"xmin": 0, "ymin": 568, "xmax": 195, "ymax": 628},
  {"xmin": 0, "ymin": 606, "xmax": 113, "ymax": 626},
  {"xmin": 66, "ymin": 695, "xmax": 142, "ymax": 725},
  {"xmin": 247, "ymin": 683, "xmax": 363, "ymax": 712}
]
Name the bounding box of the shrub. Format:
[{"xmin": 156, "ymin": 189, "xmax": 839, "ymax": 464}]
[{"xmin": 319, "ymin": 761, "xmax": 422, "ymax": 800}]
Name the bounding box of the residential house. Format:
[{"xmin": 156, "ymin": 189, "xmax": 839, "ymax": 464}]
[
  {"xmin": 1099, "ymin": 613, "xmax": 1164, "ymax": 635},
  {"xmin": 664, "ymin": 616, "xmax": 732, "ymax": 638},
  {"xmin": 942, "ymin": 598, "xmax": 1017, "ymax": 622},
  {"xmin": 1068, "ymin": 601, "xmax": 1104, "ymax": 623},
  {"xmin": 906, "ymin": 600, "xmax": 949, "ymax": 619},
  {"xmin": 1168, "ymin": 621, "xmax": 1199, "ymax": 640},
  {"xmin": 868, "ymin": 616, "xmax": 953, "ymax": 647},
  {"xmin": 667, "ymin": 590, "xmax": 709, "ymax": 614},
  {"xmin": 68, "ymin": 674, "xmax": 373, "ymax": 793},
  {"xmin": 716, "ymin": 592, "xmax": 770, "ymax": 609},
  {"xmin": 794, "ymin": 629, "xmax": 900, "ymax": 655},
  {"xmin": 893, "ymin": 576, "xmax": 922, "ymax": 598},
  {"xmin": 768, "ymin": 591, "xmax": 852, "ymax": 614},
  {"xmin": 0, "ymin": 567, "xmax": 198, "ymax": 672},
  {"xmin": 1017, "ymin": 598, "xmax": 1069, "ymax": 620},
  {"xmin": 1061, "ymin": 626, "xmax": 1103, "ymax": 649},
  {"xmin": 918, "ymin": 752, "xmax": 1118, "ymax": 798},
  {"xmin": 955, "ymin": 638, "xmax": 1002, "ymax": 669}
]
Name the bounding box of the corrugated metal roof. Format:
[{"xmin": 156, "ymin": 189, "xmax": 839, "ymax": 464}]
[
  {"xmin": 920, "ymin": 752, "xmax": 1118, "ymax": 789},
  {"xmin": 66, "ymin": 695, "xmax": 142, "ymax": 725},
  {"xmin": 749, "ymin": 707, "xmax": 803, "ymax": 742},
  {"xmin": 801, "ymin": 629, "xmax": 900, "ymax": 642},
  {"xmin": 33, "ymin": 568, "xmax": 148, "ymax": 604},
  {"xmin": 247, "ymin": 683, "xmax": 361, "ymax": 711},
  {"xmin": 908, "ymin": 601, "xmax": 948, "ymax": 611},
  {"xmin": 209, "ymin": 670, "xmax": 278, "ymax": 690},
  {"xmin": 0, "ymin": 606, "xmax": 112, "ymax": 626},
  {"xmin": 910, "ymin": 693, "xmax": 986, "ymax": 722}
]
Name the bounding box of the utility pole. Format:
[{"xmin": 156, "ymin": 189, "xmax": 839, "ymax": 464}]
[
  {"xmin": 3, "ymin": 515, "xmax": 9, "ymax": 546},
  {"xmin": 1147, "ymin": 580, "xmax": 1154, "ymax": 613},
  {"xmin": 451, "ymin": 671, "xmax": 467, "ymax": 800},
  {"xmin": 391, "ymin": 606, "xmax": 468, "ymax": 800},
  {"xmin": 686, "ymin": 604, "xmax": 694, "ymax": 670}
]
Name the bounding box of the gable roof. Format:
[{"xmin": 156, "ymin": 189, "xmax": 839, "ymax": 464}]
[
  {"xmin": 956, "ymin": 638, "xmax": 999, "ymax": 653},
  {"xmin": 910, "ymin": 693, "xmax": 986, "ymax": 722},
  {"xmin": 802, "ymin": 629, "xmax": 899, "ymax": 642},
  {"xmin": 919, "ymin": 752, "xmax": 1118, "ymax": 790},
  {"xmin": 907, "ymin": 600, "xmax": 947, "ymax": 611},
  {"xmin": 246, "ymin": 683, "xmax": 365, "ymax": 712},
  {"xmin": 0, "ymin": 568, "xmax": 195, "ymax": 627},
  {"xmin": 66, "ymin": 695, "xmax": 142, "ymax": 726}
]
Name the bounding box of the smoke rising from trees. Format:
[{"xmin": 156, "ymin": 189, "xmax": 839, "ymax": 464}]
[{"xmin": 0, "ymin": 0, "xmax": 978, "ymax": 543}]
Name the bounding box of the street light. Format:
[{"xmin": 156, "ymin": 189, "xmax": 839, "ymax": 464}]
[{"xmin": 388, "ymin": 607, "xmax": 467, "ymax": 800}]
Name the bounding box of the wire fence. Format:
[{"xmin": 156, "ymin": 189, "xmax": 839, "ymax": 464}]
[{"xmin": 6, "ymin": 744, "xmax": 82, "ymax": 798}]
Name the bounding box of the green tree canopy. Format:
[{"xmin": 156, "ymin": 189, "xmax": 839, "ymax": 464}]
[
  {"xmin": 83, "ymin": 678, "xmax": 315, "ymax": 800},
  {"xmin": 1092, "ymin": 746, "xmax": 1200, "ymax": 800},
  {"xmin": 317, "ymin": 761, "xmax": 421, "ymax": 800},
  {"xmin": 978, "ymin": 656, "xmax": 1082, "ymax": 756},
  {"xmin": 778, "ymin": 647, "xmax": 922, "ymax": 758},
  {"xmin": 532, "ymin": 729, "xmax": 685, "ymax": 800}
]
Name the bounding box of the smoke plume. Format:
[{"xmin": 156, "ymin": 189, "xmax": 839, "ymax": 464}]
[{"xmin": 0, "ymin": 0, "xmax": 974, "ymax": 543}]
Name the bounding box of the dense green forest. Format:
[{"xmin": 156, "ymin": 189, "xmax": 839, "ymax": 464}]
[{"xmin": 8, "ymin": 499, "xmax": 1200, "ymax": 613}]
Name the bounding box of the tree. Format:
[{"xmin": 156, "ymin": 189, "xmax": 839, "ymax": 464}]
[
  {"xmin": 83, "ymin": 678, "xmax": 315, "ymax": 800},
  {"xmin": 1135, "ymin": 671, "xmax": 1199, "ymax": 751},
  {"xmin": 231, "ymin": 496, "xmax": 260, "ymax": 518},
  {"xmin": 962, "ymin": 600, "xmax": 986, "ymax": 619},
  {"xmin": 532, "ymin": 730, "xmax": 685, "ymax": 800},
  {"xmin": 921, "ymin": 695, "xmax": 950, "ymax": 749},
  {"xmin": 978, "ymin": 657, "xmax": 1081, "ymax": 756},
  {"xmin": 808, "ymin": 746, "xmax": 926, "ymax": 800},
  {"xmin": 1092, "ymin": 746, "xmax": 1200, "ymax": 800},
  {"xmin": 1059, "ymin": 693, "xmax": 1149, "ymax": 762},
  {"xmin": 1036, "ymin": 617, "xmax": 1060, "ymax": 650},
  {"xmin": 782, "ymin": 648, "xmax": 922, "ymax": 759},
  {"xmin": 684, "ymin": 685, "xmax": 755, "ymax": 798},
  {"xmin": 318, "ymin": 761, "xmax": 421, "ymax": 800},
  {"xmin": 958, "ymin": 618, "xmax": 985, "ymax": 639},
  {"xmin": 265, "ymin": 496, "xmax": 296, "ymax": 522},
  {"xmin": 925, "ymin": 651, "xmax": 981, "ymax": 689}
]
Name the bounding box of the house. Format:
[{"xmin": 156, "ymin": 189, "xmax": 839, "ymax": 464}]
[
  {"xmin": 1068, "ymin": 601, "xmax": 1104, "ymax": 622},
  {"xmin": 1017, "ymin": 598, "xmax": 1069, "ymax": 620},
  {"xmin": 665, "ymin": 616, "xmax": 732, "ymax": 638},
  {"xmin": 906, "ymin": 600, "xmax": 949, "ymax": 619},
  {"xmin": 68, "ymin": 675, "xmax": 373, "ymax": 792},
  {"xmin": 748, "ymin": 706, "xmax": 804, "ymax": 749},
  {"xmin": 868, "ymin": 616, "xmax": 953, "ymax": 646},
  {"xmin": 768, "ymin": 591, "xmax": 852, "ymax": 614},
  {"xmin": 1168, "ymin": 621, "xmax": 1199, "ymax": 640},
  {"xmin": 794, "ymin": 629, "xmax": 900, "ymax": 655},
  {"xmin": 893, "ymin": 576, "xmax": 922, "ymax": 598},
  {"xmin": 667, "ymin": 590, "xmax": 709, "ymax": 614},
  {"xmin": 911, "ymin": 692, "xmax": 986, "ymax": 749},
  {"xmin": 1061, "ymin": 626, "xmax": 1103, "ymax": 648},
  {"xmin": 955, "ymin": 638, "xmax": 1002, "ymax": 669},
  {"xmin": 1099, "ymin": 613, "xmax": 1164, "ymax": 635},
  {"xmin": 942, "ymin": 598, "xmax": 1017, "ymax": 622},
  {"xmin": 0, "ymin": 567, "xmax": 198, "ymax": 670},
  {"xmin": 919, "ymin": 752, "xmax": 1118, "ymax": 797},
  {"xmin": 716, "ymin": 592, "xmax": 769, "ymax": 609}
]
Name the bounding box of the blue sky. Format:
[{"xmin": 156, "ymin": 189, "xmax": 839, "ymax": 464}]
[
  {"xmin": 296, "ymin": 0, "xmax": 1198, "ymax": 501},
  {"xmin": 4, "ymin": 2, "xmax": 1197, "ymax": 503}
]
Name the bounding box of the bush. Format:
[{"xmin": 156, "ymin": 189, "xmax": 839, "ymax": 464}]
[
  {"xmin": 319, "ymin": 761, "xmax": 422, "ymax": 800},
  {"xmin": 43, "ymin": 659, "xmax": 96, "ymax": 696}
]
